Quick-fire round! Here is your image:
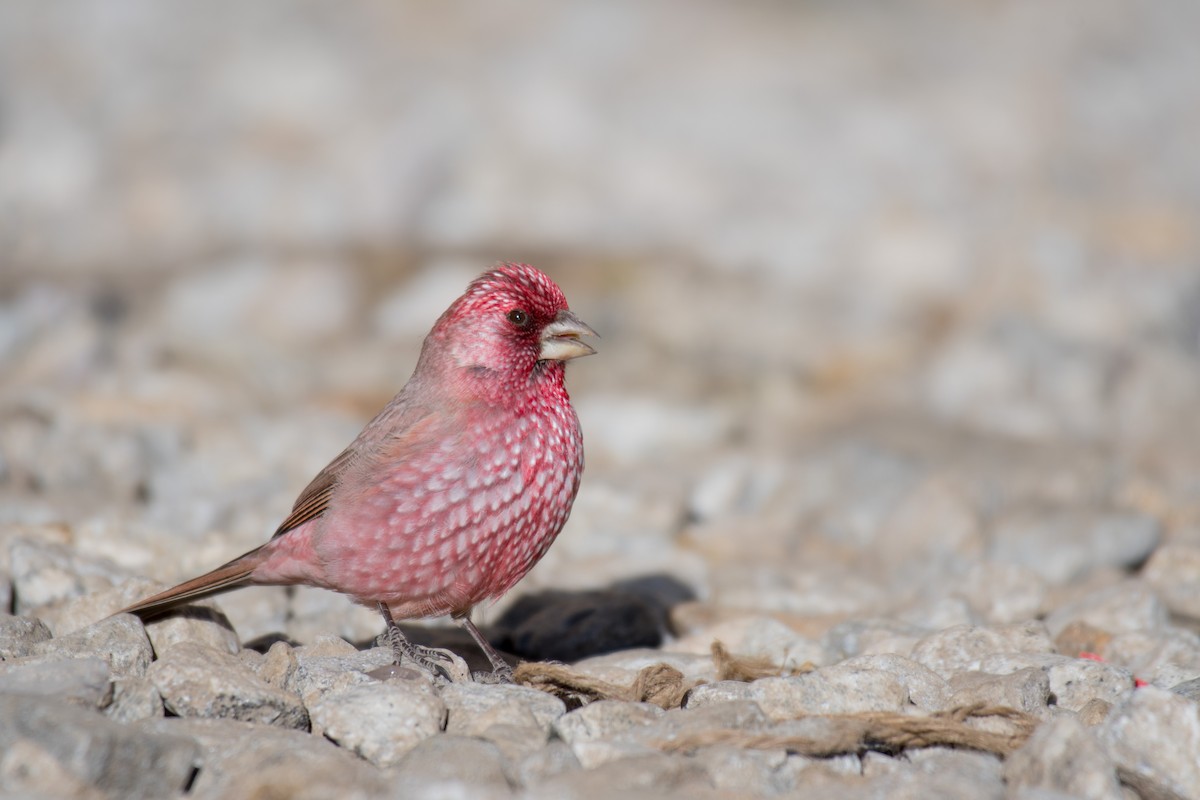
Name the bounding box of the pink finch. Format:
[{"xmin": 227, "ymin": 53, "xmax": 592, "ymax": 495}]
[{"xmin": 121, "ymin": 263, "xmax": 596, "ymax": 679}]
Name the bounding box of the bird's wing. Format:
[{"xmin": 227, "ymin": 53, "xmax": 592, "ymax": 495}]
[
  {"xmin": 270, "ymin": 398, "xmax": 441, "ymax": 540},
  {"xmin": 270, "ymin": 447, "xmax": 353, "ymax": 539}
]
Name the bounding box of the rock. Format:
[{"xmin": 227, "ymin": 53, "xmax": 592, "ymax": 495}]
[
  {"xmin": 390, "ymin": 735, "xmax": 514, "ymax": 798},
  {"xmin": 0, "ymin": 694, "xmax": 199, "ymax": 800},
  {"xmin": 0, "ymin": 656, "xmax": 112, "ymax": 708},
  {"xmin": 823, "ymin": 618, "xmax": 927, "ymax": 660},
  {"xmin": 873, "ymin": 478, "xmax": 985, "ymax": 581},
  {"xmin": 0, "ymin": 738, "xmax": 109, "ymax": 800},
  {"xmin": 0, "ymin": 614, "xmax": 52, "ymax": 658},
  {"xmin": 691, "ymin": 745, "xmax": 790, "ymax": 797},
  {"xmin": 148, "ymin": 642, "xmax": 309, "ymax": 729},
  {"xmin": 285, "ymin": 643, "xmax": 414, "ymax": 706},
  {"xmin": 1006, "ymin": 715, "xmax": 1123, "ymax": 799},
  {"xmin": 1043, "ymin": 582, "xmax": 1168, "ymax": 638},
  {"xmin": 532, "ymin": 751, "xmax": 712, "ymax": 798},
  {"xmin": 684, "ymin": 680, "xmax": 757, "ymax": 709},
  {"xmin": 1143, "ymin": 544, "xmax": 1200, "ymax": 620},
  {"xmin": 138, "ymin": 717, "xmax": 390, "ymax": 799},
  {"xmin": 948, "ymin": 668, "xmax": 1051, "ymax": 715},
  {"xmin": 909, "ymin": 621, "xmax": 1056, "ymax": 679},
  {"xmin": 988, "ymin": 509, "xmax": 1161, "ymax": 584},
  {"xmin": 255, "ymin": 639, "xmax": 299, "ymax": 688},
  {"xmin": 1099, "ymin": 687, "xmax": 1200, "ymax": 800},
  {"xmin": 976, "ymin": 653, "xmax": 1134, "ymax": 712},
  {"xmin": 29, "ymin": 613, "xmax": 153, "ymax": 679},
  {"xmin": 836, "ymin": 654, "xmax": 950, "ymax": 712},
  {"xmin": 308, "ymin": 682, "xmax": 446, "ymax": 767},
  {"xmin": 570, "ymin": 648, "xmax": 717, "ymax": 685},
  {"xmin": 514, "ymin": 740, "xmax": 582, "ymax": 788},
  {"xmin": 1102, "ymin": 628, "xmax": 1200, "ymax": 683},
  {"xmin": 8, "ymin": 537, "xmax": 133, "ymax": 614},
  {"xmin": 748, "ymin": 664, "xmax": 910, "ymax": 721},
  {"xmin": 34, "ymin": 578, "xmax": 240, "ymax": 658},
  {"xmin": 553, "ymin": 700, "xmax": 664, "ymax": 747},
  {"xmin": 440, "ymin": 681, "xmax": 566, "ymax": 735},
  {"xmin": 675, "ymin": 615, "xmax": 829, "ymax": 671},
  {"xmin": 104, "ymin": 676, "xmax": 163, "ymax": 723},
  {"xmin": 949, "ymin": 562, "xmax": 1048, "ymax": 624}
]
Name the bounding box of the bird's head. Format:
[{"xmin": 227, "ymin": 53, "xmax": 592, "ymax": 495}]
[{"xmin": 419, "ymin": 263, "xmax": 597, "ymax": 404}]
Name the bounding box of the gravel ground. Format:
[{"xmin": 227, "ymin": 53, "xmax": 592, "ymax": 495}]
[{"xmin": 3, "ymin": 1, "xmax": 1200, "ymax": 798}]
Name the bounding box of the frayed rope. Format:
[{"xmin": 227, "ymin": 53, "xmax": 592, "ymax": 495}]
[{"xmin": 514, "ymin": 642, "xmax": 1039, "ymax": 758}]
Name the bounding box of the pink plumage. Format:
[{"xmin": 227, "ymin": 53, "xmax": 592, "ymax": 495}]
[{"xmin": 122, "ymin": 263, "xmax": 597, "ymax": 677}]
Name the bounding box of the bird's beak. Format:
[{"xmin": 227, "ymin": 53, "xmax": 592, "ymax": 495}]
[{"xmin": 540, "ymin": 310, "xmax": 599, "ymax": 361}]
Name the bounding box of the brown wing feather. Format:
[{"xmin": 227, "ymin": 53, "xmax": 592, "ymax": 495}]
[{"xmin": 270, "ymin": 447, "xmax": 354, "ymax": 539}]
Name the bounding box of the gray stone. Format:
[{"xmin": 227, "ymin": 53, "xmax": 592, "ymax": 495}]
[
  {"xmin": 36, "ymin": 578, "xmax": 240, "ymax": 658},
  {"xmin": 104, "ymin": 676, "xmax": 163, "ymax": 723},
  {"xmin": 0, "ymin": 694, "xmax": 199, "ymax": 800},
  {"xmin": 977, "ymin": 653, "xmax": 1135, "ymax": 712},
  {"xmin": 950, "ymin": 562, "xmax": 1048, "ymax": 624},
  {"xmin": 988, "ymin": 510, "xmax": 1160, "ymax": 583},
  {"xmin": 1005, "ymin": 715, "xmax": 1123, "ymax": 800},
  {"xmin": 0, "ymin": 738, "xmax": 109, "ymax": 800},
  {"xmin": 683, "ymin": 680, "xmax": 756, "ymax": 709},
  {"xmin": 837, "ymin": 653, "xmax": 951, "ymax": 711},
  {"xmin": 674, "ymin": 615, "xmax": 830, "ymax": 671},
  {"xmin": 0, "ymin": 614, "xmax": 52, "ymax": 658},
  {"xmin": 692, "ymin": 745, "xmax": 791, "ymax": 797},
  {"xmin": 285, "ymin": 643, "xmax": 407, "ymax": 706},
  {"xmin": 29, "ymin": 613, "xmax": 154, "ymax": 679},
  {"xmin": 1103, "ymin": 627, "xmax": 1200, "ymax": 685},
  {"xmin": 1099, "ymin": 687, "xmax": 1200, "ymax": 800},
  {"xmin": 8, "ymin": 537, "xmax": 133, "ymax": 614},
  {"xmin": 148, "ymin": 642, "xmax": 309, "ymax": 728},
  {"xmin": 552, "ymin": 700, "xmax": 665, "ymax": 747},
  {"xmin": 308, "ymin": 682, "xmax": 446, "ymax": 767},
  {"xmin": 570, "ymin": 648, "xmax": 717, "ymax": 684},
  {"xmin": 530, "ymin": 751, "xmax": 712, "ymax": 798},
  {"xmin": 749, "ymin": 664, "xmax": 910, "ymax": 721},
  {"xmin": 1171, "ymin": 677, "xmax": 1200, "ymax": 703},
  {"xmin": 0, "ymin": 656, "xmax": 112, "ymax": 709},
  {"xmin": 514, "ymin": 739, "xmax": 582, "ymax": 788},
  {"xmin": 948, "ymin": 668, "xmax": 1051, "ymax": 715},
  {"xmin": 255, "ymin": 639, "xmax": 299, "ymax": 688},
  {"xmin": 1043, "ymin": 582, "xmax": 1168, "ymax": 638},
  {"xmin": 440, "ymin": 681, "xmax": 566, "ymax": 735},
  {"xmin": 138, "ymin": 717, "xmax": 390, "ymax": 800},
  {"xmin": 823, "ymin": 617, "xmax": 928, "ymax": 660},
  {"xmin": 910, "ymin": 621, "xmax": 1056, "ymax": 679},
  {"xmin": 630, "ymin": 699, "xmax": 770, "ymax": 751},
  {"xmin": 390, "ymin": 735, "xmax": 514, "ymax": 798},
  {"xmin": 1143, "ymin": 544, "xmax": 1200, "ymax": 619}
]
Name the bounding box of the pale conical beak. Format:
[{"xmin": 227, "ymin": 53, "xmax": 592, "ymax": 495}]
[{"xmin": 539, "ymin": 310, "xmax": 599, "ymax": 361}]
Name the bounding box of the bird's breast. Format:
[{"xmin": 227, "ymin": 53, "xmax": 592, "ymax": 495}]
[{"xmin": 316, "ymin": 397, "xmax": 584, "ymax": 612}]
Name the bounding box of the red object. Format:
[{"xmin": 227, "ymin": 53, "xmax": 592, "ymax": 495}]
[
  {"xmin": 1077, "ymin": 651, "xmax": 1147, "ymax": 688},
  {"xmin": 122, "ymin": 264, "xmax": 597, "ymax": 670}
]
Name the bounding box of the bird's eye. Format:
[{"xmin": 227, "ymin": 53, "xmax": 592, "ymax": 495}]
[{"xmin": 506, "ymin": 308, "xmax": 530, "ymax": 327}]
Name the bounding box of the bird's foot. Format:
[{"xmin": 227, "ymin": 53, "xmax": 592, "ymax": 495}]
[{"xmin": 391, "ymin": 639, "xmax": 456, "ymax": 680}]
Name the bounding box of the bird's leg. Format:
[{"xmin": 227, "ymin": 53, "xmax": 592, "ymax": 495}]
[
  {"xmin": 458, "ymin": 615, "xmax": 514, "ymax": 684},
  {"xmin": 376, "ymin": 602, "xmax": 454, "ymax": 678}
]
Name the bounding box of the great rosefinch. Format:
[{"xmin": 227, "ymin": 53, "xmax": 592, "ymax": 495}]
[{"xmin": 121, "ymin": 264, "xmax": 596, "ymax": 679}]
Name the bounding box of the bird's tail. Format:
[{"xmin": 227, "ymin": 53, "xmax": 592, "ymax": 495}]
[{"xmin": 118, "ymin": 546, "xmax": 268, "ymax": 619}]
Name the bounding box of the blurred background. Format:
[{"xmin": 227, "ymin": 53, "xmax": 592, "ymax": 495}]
[{"xmin": 2, "ymin": 0, "xmax": 1198, "ymax": 650}]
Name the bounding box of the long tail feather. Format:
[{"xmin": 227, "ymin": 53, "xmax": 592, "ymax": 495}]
[{"xmin": 118, "ymin": 546, "xmax": 266, "ymax": 619}]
